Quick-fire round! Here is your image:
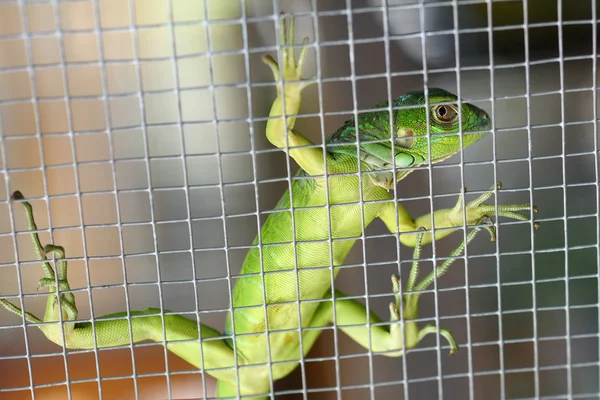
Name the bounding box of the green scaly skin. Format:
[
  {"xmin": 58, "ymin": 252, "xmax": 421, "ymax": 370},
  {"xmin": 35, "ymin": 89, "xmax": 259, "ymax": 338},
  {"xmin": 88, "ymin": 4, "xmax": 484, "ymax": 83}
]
[{"xmin": 1, "ymin": 16, "xmax": 536, "ymax": 399}]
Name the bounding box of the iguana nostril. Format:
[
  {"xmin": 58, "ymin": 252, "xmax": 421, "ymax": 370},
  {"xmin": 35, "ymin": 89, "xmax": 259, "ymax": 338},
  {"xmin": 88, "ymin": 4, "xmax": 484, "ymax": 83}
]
[{"xmin": 480, "ymin": 112, "xmax": 491, "ymax": 128}]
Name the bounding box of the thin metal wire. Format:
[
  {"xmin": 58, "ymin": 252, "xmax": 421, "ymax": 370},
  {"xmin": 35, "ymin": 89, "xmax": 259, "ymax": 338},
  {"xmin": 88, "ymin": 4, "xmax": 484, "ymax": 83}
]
[
  {"xmin": 308, "ymin": 3, "xmax": 344, "ymax": 400},
  {"xmin": 0, "ymin": 155, "xmax": 596, "ymax": 201},
  {"xmin": 519, "ymin": 1, "xmax": 540, "ymax": 398},
  {"xmin": 556, "ymin": 1, "xmax": 574, "ymax": 397},
  {"xmin": 417, "ymin": 2, "xmax": 445, "ymax": 398},
  {"xmin": 341, "ymin": 2, "xmax": 377, "ymax": 400},
  {"xmin": 3, "ymin": 247, "xmax": 598, "ymax": 313},
  {"xmin": 238, "ymin": 1, "xmax": 275, "ymax": 399},
  {"xmin": 270, "ymin": 4, "xmax": 303, "ymax": 399},
  {"xmin": 163, "ymin": 0, "xmax": 210, "ymax": 398},
  {"xmin": 1, "ymin": 47, "xmax": 598, "ymax": 86},
  {"xmin": 488, "ymin": 0, "xmax": 508, "ymax": 397},
  {"xmin": 14, "ymin": 1, "xmax": 76, "ymax": 398},
  {"xmin": 2, "ymin": 254, "xmax": 597, "ymax": 309},
  {"xmin": 0, "ymin": 72, "xmax": 37, "ymax": 400},
  {"xmin": 0, "ymin": 174, "xmax": 593, "ymax": 219},
  {"xmin": 88, "ymin": 0, "xmax": 141, "ymax": 398},
  {"xmin": 0, "ymin": 2, "xmax": 596, "ymax": 37},
  {"xmin": 197, "ymin": 1, "xmax": 245, "ymax": 398},
  {"xmin": 125, "ymin": 0, "xmax": 174, "ymax": 397},
  {"xmin": 54, "ymin": 1, "xmax": 134, "ymax": 398},
  {"xmin": 1, "ymin": 317, "xmax": 598, "ymax": 361},
  {"xmin": 450, "ymin": 1, "xmax": 475, "ymax": 399},
  {"xmin": 0, "ymin": 211, "xmax": 566, "ymax": 265},
  {"xmin": 2, "ymin": 75, "xmax": 599, "ymax": 113},
  {"xmin": 592, "ymin": 0, "xmax": 600, "ymax": 398},
  {"xmin": 380, "ymin": 1, "xmax": 412, "ymax": 398}
]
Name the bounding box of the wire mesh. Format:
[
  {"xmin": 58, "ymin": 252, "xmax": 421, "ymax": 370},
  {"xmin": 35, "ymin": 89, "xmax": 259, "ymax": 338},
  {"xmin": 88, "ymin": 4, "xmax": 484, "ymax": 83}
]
[{"xmin": 0, "ymin": 0, "xmax": 598, "ymax": 399}]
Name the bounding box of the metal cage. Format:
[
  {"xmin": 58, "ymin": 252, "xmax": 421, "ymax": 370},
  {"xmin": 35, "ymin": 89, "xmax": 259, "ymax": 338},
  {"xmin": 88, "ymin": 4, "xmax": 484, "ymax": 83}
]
[{"xmin": 0, "ymin": 0, "xmax": 598, "ymax": 399}]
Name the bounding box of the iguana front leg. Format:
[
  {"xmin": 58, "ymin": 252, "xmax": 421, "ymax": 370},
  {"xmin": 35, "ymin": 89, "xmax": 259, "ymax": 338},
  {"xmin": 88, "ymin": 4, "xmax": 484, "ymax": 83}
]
[
  {"xmin": 262, "ymin": 16, "xmax": 334, "ymax": 176},
  {"xmin": 379, "ymin": 182, "xmax": 538, "ymax": 247},
  {"xmin": 0, "ymin": 192, "xmax": 238, "ymax": 384},
  {"xmin": 299, "ymin": 222, "xmax": 494, "ymax": 357}
]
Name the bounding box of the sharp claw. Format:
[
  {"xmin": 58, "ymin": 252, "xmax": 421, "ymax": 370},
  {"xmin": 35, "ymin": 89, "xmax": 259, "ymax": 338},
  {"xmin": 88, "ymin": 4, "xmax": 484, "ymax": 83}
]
[
  {"xmin": 267, "ymin": 13, "xmax": 312, "ymax": 93},
  {"xmin": 487, "ymin": 226, "xmax": 497, "ymax": 242},
  {"xmin": 496, "ymin": 181, "xmax": 503, "ymax": 190},
  {"xmin": 476, "ymin": 216, "xmax": 496, "ymax": 242},
  {"xmin": 391, "ymin": 274, "xmax": 400, "ymax": 293},
  {"xmin": 389, "ymin": 302, "xmax": 399, "ymax": 321},
  {"xmin": 533, "ymin": 205, "xmax": 539, "ymax": 213},
  {"xmin": 280, "ymin": 15, "xmax": 287, "ymax": 35},
  {"xmin": 298, "ymin": 37, "xmax": 310, "ymax": 69},
  {"xmin": 262, "ymin": 54, "xmax": 275, "ymax": 65},
  {"xmin": 480, "ymin": 215, "xmax": 494, "ymax": 225},
  {"xmin": 11, "ymin": 191, "xmax": 24, "ymax": 201},
  {"xmin": 42, "ymin": 244, "xmax": 64, "ymax": 258},
  {"xmin": 263, "ymin": 54, "xmax": 281, "ymax": 81},
  {"xmin": 288, "ymin": 17, "xmax": 295, "ymax": 50},
  {"xmin": 37, "ymin": 280, "xmax": 49, "ymax": 292},
  {"xmin": 534, "ymin": 221, "xmax": 541, "ymax": 230}
]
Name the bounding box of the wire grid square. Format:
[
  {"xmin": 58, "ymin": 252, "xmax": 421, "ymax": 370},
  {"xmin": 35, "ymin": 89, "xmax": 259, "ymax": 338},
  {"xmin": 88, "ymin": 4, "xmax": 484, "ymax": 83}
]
[{"xmin": 0, "ymin": 0, "xmax": 598, "ymax": 399}]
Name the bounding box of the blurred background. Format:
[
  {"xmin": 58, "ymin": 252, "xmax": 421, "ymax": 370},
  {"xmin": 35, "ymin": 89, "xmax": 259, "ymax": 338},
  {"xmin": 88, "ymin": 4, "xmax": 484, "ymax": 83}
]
[{"xmin": 0, "ymin": 0, "xmax": 598, "ymax": 399}]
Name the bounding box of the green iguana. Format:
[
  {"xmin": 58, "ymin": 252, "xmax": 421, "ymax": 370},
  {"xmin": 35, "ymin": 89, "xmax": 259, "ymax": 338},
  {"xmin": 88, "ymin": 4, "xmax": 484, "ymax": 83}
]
[{"xmin": 1, "ymin": 16, "xmax": 535, "ymax": 399}]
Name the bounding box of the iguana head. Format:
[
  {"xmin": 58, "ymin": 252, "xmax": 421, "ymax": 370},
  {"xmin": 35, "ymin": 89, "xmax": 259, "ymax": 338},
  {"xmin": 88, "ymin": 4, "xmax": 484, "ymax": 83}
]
[{"xmin": 326, "ymin": 88, "xmax": 491, "ymax": 189}]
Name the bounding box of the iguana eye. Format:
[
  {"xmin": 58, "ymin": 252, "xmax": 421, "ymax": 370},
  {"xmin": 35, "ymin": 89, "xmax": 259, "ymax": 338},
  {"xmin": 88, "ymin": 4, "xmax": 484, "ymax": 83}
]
[{"xmin": 433, "ymin": 105, "xmax": 458, "ymax": 123}]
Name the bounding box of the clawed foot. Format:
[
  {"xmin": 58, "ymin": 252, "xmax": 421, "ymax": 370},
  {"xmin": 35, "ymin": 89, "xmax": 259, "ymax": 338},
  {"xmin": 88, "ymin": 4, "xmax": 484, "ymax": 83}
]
[
  {"xmin": 388, "ymin": 270, "xmax": 459, "ymax": 355},
  {"xmin": 0, "ymin": 192, "xmax": 77, "ymax": 325},
  {"xmin": 37, "ymin": 245, "xmax": 68, "ymax": 289},
  {"xmin": 388, "ymin": 223, "xmax": 497, "ymax": 356},
  {"xmin": 450, "ymin": 182, "xmax": 539, "ymax": 235},
  {"xmin": 262, "ymin": 14, "xmax": 315, "ymax": 95}
]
